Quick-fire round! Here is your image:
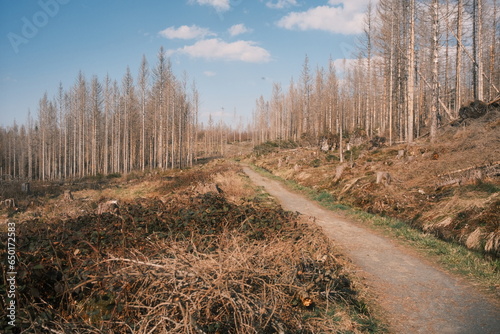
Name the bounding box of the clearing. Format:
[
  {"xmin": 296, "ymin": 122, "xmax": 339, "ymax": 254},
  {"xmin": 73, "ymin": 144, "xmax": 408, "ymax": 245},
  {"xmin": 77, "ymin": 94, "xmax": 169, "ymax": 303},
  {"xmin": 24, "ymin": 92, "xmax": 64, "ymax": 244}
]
[{"xmin": 1, "ymin": 161, "xmax": 382, "ymax": 333}]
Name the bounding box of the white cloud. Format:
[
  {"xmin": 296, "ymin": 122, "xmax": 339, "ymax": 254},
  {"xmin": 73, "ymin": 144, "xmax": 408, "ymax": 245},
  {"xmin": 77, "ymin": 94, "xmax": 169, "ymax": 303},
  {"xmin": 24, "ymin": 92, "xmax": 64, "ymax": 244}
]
[
  {"xmin": 277, "ymin": 1, "xmax": 375, "ymax": 35},
  {"xmin": 328, "ymin": 0, "xmax": 378, "ymax": 12},
  {"xmin": 266, "ymin": 0, "xmax": 298, "ymax": 9},
  {"xmin": 170, "ymin": 38, "xmax": 271, "ymax": 63},
  {"xmin": 159, "ymin": 25, "xmax": 215, "ymax": 39},
  {"xmin": 228, "ymin": 24, "xmax": 252, "ymax": 37},
  {"xmin": 191, "ymin": 0, "xmax": 230, "ymax": 12},
  {"xmin": 204, "ymin": 71, "xmax": 217, "ymax": 77}
]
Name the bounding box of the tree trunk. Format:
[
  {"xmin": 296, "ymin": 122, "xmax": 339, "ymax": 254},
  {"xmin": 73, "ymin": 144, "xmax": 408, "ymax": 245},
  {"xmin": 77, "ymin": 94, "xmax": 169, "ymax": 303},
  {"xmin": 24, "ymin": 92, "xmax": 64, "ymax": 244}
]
[
  {"xmin": 430, "ymin": 0, "xmax": 439, "ymax": 143},
  {"xmin": 455, "ymin": 0, "xmax": 463, "ymax": 117},
  {"xmin": 407, "ymin": 0, "xmax": 415, "ymax": 143}
]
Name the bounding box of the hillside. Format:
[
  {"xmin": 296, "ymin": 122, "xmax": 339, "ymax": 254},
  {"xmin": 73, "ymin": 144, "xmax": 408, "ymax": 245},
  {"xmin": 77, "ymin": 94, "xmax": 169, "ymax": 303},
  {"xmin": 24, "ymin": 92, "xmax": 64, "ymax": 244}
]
[{"xmin": 248, "ymin": 105, "xmax": 500, "ymax": 258}]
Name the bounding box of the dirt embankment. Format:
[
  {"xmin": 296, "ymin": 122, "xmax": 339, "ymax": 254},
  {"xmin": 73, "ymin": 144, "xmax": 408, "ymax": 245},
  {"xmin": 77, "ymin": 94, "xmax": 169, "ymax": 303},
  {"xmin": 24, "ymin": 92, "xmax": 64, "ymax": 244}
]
[{"xmin": 249, "ymin": 107, "xmax": 500, "ymax": 257}]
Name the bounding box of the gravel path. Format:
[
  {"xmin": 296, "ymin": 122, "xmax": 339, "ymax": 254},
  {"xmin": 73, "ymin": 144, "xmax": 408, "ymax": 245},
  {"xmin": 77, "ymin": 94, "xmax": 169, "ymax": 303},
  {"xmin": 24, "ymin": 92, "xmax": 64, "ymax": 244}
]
[{"xmin": 243, "ymin": 166, "xmax": 500, "ymax": 333}]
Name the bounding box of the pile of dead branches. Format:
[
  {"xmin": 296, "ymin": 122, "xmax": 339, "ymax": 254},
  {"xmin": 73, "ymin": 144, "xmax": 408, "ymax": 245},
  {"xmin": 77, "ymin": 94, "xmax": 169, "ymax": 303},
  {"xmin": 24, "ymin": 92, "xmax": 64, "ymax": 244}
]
[{"xmin": 1, "ymin": 187, "xmax": 375, "ymax": 333}]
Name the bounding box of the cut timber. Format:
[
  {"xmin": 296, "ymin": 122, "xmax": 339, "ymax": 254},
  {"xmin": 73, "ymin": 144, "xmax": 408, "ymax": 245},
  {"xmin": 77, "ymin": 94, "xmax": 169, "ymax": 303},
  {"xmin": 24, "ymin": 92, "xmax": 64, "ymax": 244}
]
[
  {"xmin": 437, "ymin": 161, "xmax": 500, "ymax": 188},
  {"xmin": 436, "ymin": 178, "xmax": 462, "ymax": 189},
  {"xmin": 341, "ymin": 178, "xmax": 360, "ymax": 194},
  {"xmin": 437, "ymin": 161, "xmax": 500, "ymax": 178},
  {"xmin": 489, "ymin": 95, "xmax": 500, "ymax": 105},
  {"xmin": 297, "ymin": 289, "xmax": 313, "ymax": 307}
]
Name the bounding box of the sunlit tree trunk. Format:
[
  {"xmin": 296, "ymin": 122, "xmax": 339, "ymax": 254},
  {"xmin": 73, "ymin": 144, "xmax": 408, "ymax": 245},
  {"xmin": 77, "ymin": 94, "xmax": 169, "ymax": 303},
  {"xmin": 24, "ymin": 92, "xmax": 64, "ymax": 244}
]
[{"xmin": 430, "ymin": 0, "xmax": 439, "ymax": 142}]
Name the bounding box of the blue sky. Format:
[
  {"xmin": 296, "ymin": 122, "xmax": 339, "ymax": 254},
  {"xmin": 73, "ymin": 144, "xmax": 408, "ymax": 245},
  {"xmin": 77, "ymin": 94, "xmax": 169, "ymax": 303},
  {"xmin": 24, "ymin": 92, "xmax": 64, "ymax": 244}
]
[{"xmin": 0, "ymin": 0, "xmax": 374, "ymax": 127}]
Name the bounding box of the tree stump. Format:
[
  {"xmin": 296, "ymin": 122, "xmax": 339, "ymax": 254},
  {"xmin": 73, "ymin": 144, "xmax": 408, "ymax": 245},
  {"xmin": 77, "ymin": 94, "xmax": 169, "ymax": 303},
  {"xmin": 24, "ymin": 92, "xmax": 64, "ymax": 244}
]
[
  {"xmin": 98, "ymin": 200, "xmax": 119, "ymax": 215},
  {"xmin": 3, "ymin": 198, "xmax": 15, "ymax": 208},
  {"xmin": 63, "ymin": 190, "xmax": 74, "ymax": 201},
  {"xmin": 376, "ymin": 171, "xmax": 391, "ymax": 186},
  {"xmin": 21, "ymin": 182, "xmax": 31, "ymax": 194},
  {"xmin": 320, "ymin": 138, "xmax": 330, "ymax": 152},
  {"xmin": 333, "ymin": 163, "xmax": 348, "ymax": 183},
  {"xmin": 396, "ymin": 150, "xmax": 405, "ymax": 159}
]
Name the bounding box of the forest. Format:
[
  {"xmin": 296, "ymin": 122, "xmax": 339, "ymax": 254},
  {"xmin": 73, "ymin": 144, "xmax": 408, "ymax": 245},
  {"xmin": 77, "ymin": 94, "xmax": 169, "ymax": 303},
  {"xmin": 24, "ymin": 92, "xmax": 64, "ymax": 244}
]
[
  {"xmin": 1, "ymin": 1, "xmax": 500, "ymax": 332},
  {"xmin": 0, "ymin": 0, "xmax": 499, "ymax": 180},
  {"xmin": 252, "ymin": 0, "xmax": 500, "ymax": 147}
]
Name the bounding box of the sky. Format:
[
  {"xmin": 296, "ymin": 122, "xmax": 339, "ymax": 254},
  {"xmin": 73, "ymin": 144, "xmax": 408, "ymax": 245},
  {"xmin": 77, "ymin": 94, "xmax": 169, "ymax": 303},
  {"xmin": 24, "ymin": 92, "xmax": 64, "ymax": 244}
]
[{"xmin": 0, "ymin": 0, "xmax": 375, "ymax": 127}]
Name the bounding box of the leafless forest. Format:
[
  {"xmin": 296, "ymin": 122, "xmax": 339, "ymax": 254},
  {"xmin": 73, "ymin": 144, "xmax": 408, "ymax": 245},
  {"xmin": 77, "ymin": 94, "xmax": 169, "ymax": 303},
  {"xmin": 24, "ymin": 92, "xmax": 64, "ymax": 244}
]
[
  {"xmin": 1, "ymin": 0, "xmax": 499, "ymax": 180},
  {"xmin": 253, "ymin": 0, "xmax": 499, "ymax": 146}
]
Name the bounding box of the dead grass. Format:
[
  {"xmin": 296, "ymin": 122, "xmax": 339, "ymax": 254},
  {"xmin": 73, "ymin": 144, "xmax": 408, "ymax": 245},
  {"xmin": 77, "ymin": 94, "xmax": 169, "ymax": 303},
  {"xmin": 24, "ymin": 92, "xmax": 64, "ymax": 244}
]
[
  {"xmin": 212, "ymin": 169, "xmax": 255, "ymax": 203},
  {"xmin": 246, "ymin": 110, "xmax": 500, "ymax": 258},
  {"xmin": 1, "ymin": 161, "xmax": 381, "ymax": 333}
]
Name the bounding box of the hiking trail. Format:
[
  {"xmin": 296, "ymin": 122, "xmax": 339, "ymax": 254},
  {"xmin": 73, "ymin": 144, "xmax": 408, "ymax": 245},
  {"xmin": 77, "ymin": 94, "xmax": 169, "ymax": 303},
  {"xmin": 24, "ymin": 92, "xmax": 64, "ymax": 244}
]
[{"xmin": 243, "ymin": 166, "xmax": 500, "ymax": 334}]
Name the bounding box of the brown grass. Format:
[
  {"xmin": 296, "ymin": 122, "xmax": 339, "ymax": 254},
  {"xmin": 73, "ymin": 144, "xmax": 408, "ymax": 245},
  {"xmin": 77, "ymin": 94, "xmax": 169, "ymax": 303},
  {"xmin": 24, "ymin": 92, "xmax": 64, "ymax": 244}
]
[
  {"xmin": 247, "ymin": 111, "xmax": 500, "ymax": 257},
  {"xmin": 2, "ymin": 161, "xmax": 378, "ymax": 333}
]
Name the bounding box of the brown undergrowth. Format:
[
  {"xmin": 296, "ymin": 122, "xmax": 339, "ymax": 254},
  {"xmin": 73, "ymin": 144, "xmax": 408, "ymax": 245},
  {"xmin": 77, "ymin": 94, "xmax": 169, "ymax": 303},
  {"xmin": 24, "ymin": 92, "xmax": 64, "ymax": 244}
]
[
  {"xmin": 1, "ymin": 162, "xmax": 379, "ymax": 333},
  {"xmin": 248, "ymin": 109, "xmax": 500, "ymax": 257}
]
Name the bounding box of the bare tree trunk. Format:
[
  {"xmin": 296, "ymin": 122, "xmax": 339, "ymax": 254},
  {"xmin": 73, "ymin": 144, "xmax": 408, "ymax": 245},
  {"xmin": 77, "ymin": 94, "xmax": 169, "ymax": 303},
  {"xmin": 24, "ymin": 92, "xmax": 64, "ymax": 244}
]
[
  {"xmin": 389, "ymin": 12, "xmax": 394, "ymax": 146},
  {"xmin": 430, "ymin": 0, "xmax": 439, "ymax": 142},
  {"xmin": 473, "ymin": 0, "xmax": 484, "ymax": 101},
  {"xmin": 138, "ymin": 55, "xmax": 149, "ymax": 172},
  {"xmin": 407, "ymin": 0, "xmax": 415, "ymax": 143},
  {"xmin": 455, "ymin": 0, "xmax": 463, "ymax": 116}
]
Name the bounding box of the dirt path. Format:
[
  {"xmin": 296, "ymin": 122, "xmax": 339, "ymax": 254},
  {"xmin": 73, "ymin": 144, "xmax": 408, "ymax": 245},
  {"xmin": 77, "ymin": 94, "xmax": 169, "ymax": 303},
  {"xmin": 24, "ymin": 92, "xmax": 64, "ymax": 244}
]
[{"xmin": 242, "ymin": 166, "xmax": 500, "ymax": 334}]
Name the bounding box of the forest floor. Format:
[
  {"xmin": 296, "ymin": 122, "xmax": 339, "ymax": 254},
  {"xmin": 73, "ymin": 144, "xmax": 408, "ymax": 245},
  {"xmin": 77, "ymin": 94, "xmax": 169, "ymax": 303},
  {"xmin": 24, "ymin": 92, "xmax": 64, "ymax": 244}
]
[
  {"xmin": 243, "ymin": 165, "xmax": 500, "ymax": 333},
  {"xmin": 0, "ymin": 161, "xmax": 384, "ymax": 333}
]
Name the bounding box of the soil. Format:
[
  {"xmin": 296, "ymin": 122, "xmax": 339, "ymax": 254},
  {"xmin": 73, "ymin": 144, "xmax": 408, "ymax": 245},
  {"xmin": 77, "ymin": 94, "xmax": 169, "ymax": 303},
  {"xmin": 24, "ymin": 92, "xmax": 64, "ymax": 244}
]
[{"xmin": 243, "ymin": 166, "xmax": 500, "ymax": 334}]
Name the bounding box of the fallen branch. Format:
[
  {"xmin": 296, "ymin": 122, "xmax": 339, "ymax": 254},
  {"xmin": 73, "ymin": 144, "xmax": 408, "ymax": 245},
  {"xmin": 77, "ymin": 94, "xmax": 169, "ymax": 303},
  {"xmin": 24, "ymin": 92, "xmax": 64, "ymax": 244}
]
[
  {"xmin": 437, "ymin": 161, "xmax": 500, "ymax": 178},
  {"xmin": 104, "ymin": 256, "xmax": 167, "ymax": 269}
]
